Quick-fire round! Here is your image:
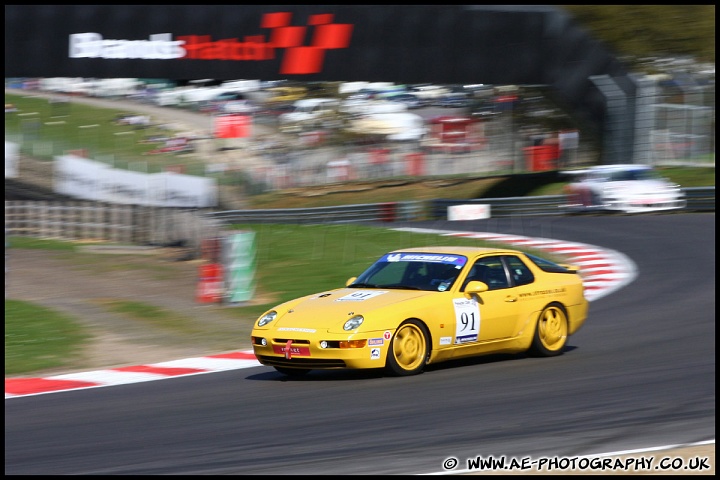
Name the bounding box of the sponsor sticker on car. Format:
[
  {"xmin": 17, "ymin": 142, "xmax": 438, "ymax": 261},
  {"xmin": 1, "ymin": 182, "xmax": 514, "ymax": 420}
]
[
  {"xmin": 453, "ymin": 297, "xmax": 480, "ymax": 344},
  {"xmin": 336, "ymin": 290, "xmax": 389, "ymax": 301},
  {"xmin": 273, "ymin": 344, "xmax": 311, "ymax": 358}
]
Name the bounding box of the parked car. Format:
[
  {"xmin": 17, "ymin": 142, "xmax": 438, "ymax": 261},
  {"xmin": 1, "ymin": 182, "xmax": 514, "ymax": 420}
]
[
  {"xmin": 251, "ymin": 246, "xmax": 588, "ymax": 377},
  {"xmin": 339, "ymin": 99, "xmax": 408, "ymax": 117},
  {"xmin": 408, "ymin": 84, "xmax": 450, "ymax": 100},
  {"xmin": 200, "ymin": 91, "xmax": 258, "ymax": 114},
  {"xmin": 385, "ymin": 93, "xmax": 429, "ymax": 109},
  {"xmin": 346, "ymin": 112, "xmax": 426, "ymax": 141},
  {"xmin": 435, "ymin": 92, "xmax": 474, "ymax": 108},
  {"xmin": 262, "ymin": 86, "xmax": 308, "ymax": 105},
  {"xmin": 563, "ymin": 164, "xmax": 687, "ymax": 213},
  {"xmin": 278, "ymin": 98, "xmax": 341, "ymax": 132},
  {"xmin": 220, "ymin": 100, "xmax": 259, "ymax": 114}
]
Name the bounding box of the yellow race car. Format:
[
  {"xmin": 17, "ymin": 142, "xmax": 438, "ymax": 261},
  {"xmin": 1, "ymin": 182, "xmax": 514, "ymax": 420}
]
[{"xmin": 251, "ymin": 246, "xmax": 588, "ymax": 377}]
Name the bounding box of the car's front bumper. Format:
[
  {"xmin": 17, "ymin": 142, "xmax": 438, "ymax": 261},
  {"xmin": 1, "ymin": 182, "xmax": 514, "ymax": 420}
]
[
  {"xmin": 251, "ymin": 332, "xmax": 389, "ymax": 370},
  {"xmin": 605, "ymin": 197, "xmax": 686, "ymax": 213}
]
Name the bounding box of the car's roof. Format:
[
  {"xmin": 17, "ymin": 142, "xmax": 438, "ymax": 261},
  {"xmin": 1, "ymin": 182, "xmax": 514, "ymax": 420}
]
[
  {"xmin": 390, "ymin": 246, "xmax": 521, "ymax": 256},
  {"xmin": 589, "ymin": 164, "xmax": 652, "ymax": 171},
  {"xmin": 561, "ymin": 164, "xmax": 653, "ymax": 176}
]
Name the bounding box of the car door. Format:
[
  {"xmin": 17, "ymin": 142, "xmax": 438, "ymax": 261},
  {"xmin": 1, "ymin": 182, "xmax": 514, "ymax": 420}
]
[{"xmin": 452, "ymin": 255, "xmax": 520, "ymax": 345}]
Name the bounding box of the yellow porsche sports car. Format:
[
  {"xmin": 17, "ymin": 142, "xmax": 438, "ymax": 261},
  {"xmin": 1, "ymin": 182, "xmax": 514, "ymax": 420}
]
[{"xmin": 251, "ymin": 246, "xmax": 589, "ymax": 377}]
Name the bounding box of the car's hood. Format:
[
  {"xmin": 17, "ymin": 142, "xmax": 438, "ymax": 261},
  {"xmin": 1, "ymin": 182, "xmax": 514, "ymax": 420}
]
[{"xmin": 272, "ymin": 288, "xmax": 429, "ymax": 331}]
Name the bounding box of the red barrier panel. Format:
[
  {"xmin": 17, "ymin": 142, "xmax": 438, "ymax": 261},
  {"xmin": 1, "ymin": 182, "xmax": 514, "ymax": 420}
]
[
  {"xmin": 197, "ymin": 263, "xmax": 224, "ymax": 303},
  {"xmin": 371, "ymin": 148, "xmax": 389, "ymax": 165},
  {"xmin": 405, "ymin": 152, "xmax": 424, "ymax": 176},
  {"xmin": 523, "ymin": 145, "xmax": 559, "ymax": 171},
  {"xmin": 380, "ymin": 202, "xmax": 397, "ymax": 222},
  {"xmin": 215, "ymin": 114, "xmax": 251, "ymax": 138}
]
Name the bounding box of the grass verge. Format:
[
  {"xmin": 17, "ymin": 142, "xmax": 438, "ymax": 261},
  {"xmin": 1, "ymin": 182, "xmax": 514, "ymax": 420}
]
[{"xmin": 5, "ymin": 300, "xmax": 91, "ymax": 376}]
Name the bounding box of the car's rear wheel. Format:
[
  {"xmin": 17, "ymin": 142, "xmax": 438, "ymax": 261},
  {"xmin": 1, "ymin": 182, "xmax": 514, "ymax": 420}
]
[
  {"xmin": 529, "ymin": 302, "xmax": 568, "ymax": 357},
  {"xmin": 274, "ymin": 366, "xmax": 310, "ymax": 377},
  {"xmin": 384, "ymin": 319, "xmax": 430, "ymax": 376}
]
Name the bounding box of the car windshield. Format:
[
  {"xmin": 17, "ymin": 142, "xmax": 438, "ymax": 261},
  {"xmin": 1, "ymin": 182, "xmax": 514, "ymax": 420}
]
[
  {"xmin": 350, "ymin": 252, "xmax": 468, "ymax": 292},
  {"xmin": 608, "ymin": 168, "xmax": 661, "ymax": 182}
]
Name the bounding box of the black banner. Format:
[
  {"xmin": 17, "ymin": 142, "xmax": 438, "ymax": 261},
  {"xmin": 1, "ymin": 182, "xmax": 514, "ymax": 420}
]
[
  {"xmin": 5, "ymin": 5, "xmax": 636, "ymax": 162},
  {"xmin": 5, "ymin": 5, "xmax": 627, "ymax": 85}
]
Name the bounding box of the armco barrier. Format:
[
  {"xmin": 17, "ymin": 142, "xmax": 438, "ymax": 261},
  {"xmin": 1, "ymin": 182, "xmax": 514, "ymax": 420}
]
[
  {"xmin": 5, "ymin": 188, "xmax": 714, "ymax": 243},
  {"xmin": 206, "ymin": 201, "xmax": 425, "ymax": 225},
  {"xmin": 427, "ymin": 187, "xmax": 715, "ymax": 220},
  {"xmin": 428, "ymin": 195, "xmax": 568, "ymax": 220},
  {"xmin": 207, "ymin": 203, "xmax": 399, "ymax": 225},
  {"xmin": 684, "ymin": 186, "xmax": 716, "ymax": 212}
]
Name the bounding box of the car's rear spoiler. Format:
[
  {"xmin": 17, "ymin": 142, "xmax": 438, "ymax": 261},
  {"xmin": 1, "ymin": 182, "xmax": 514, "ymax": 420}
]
[{"xmin": 559, "ymin": 263, "xmax": 581, "ymax": 273}]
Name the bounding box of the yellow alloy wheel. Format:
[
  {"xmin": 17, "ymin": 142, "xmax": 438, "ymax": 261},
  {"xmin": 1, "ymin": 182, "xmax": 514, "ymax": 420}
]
[
  {"xmin": 385, "ymin": 320, "xmax": 430, "ymax": 376},
  {"xmin": 530, "ymin": 303, "xmax": 568, "ymax": 357}
]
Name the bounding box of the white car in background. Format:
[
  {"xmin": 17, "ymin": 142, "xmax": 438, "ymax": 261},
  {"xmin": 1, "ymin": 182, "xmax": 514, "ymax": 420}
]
[
  {"xmin": 278, "ymin": 98, "xmax": 341, "ymax": 132},
  {"xmin": 346, "ymin": 112, "xmax": 427, "ymax": 142},
  {"xmin": 339, "ymin": 99, "xmax": 408, "ymax": 117},
  {"xmin": 563, "ymin": 164, "xmax": 686, "ymax": 214}
]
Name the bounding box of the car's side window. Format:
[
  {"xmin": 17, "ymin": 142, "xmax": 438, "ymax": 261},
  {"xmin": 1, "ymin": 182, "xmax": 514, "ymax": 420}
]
[
  {"xmin": 462, "ymin": 256, "xmax": 510, "ymax": 291},
  {"xmin": 504, "ymin": 255, "xmax": 534, "ymax": 286}
]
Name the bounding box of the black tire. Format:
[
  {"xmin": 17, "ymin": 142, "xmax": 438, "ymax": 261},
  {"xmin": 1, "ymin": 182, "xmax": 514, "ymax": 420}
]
[
  {"xmin": 274, "ymin": 366, "xmax": 311, "ymax": 377},
  {"xmin": 528, "ymin": 302, "xmax": 568, "ymax": 357},
  {"xmin": 384, "ymin": 319, "xmax": 430, "ymax": 376}
]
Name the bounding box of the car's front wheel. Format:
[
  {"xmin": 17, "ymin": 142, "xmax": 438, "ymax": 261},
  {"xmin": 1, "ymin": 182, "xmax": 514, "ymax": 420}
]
[
  {"xmin": 384, "ymin": 319, "xmax": 430, "ymax": 376},
  {"xmin": 529, "ymin": 302, "xmax": 568, "ymax": 357}
]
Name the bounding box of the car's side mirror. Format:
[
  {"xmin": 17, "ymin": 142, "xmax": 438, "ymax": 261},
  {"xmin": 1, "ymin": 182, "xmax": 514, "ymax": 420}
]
[
  {"xmin": 464, "ymin": 280, "xmax": 489, "ymax": 297},
  {"xmin": 346, "ymin": 277, "xmax": 357, "ymax": 287}
]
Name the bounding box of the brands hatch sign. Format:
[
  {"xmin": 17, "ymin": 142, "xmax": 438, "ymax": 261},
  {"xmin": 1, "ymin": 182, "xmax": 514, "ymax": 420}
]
[{"xmin": 68, "ymin": 12, "xmax": 353, "ymax": 75}]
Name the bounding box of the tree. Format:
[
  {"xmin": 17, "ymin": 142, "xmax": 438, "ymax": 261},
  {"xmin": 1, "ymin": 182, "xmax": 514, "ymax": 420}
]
[{"xmin": 560, "ymin": 5, "xmax": 715, "ymax": 65}]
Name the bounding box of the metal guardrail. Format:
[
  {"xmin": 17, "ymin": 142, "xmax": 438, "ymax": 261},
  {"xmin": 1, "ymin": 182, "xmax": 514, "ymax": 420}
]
[
  {"xmin": 428, "ymin": 195, "xmax": 567, "ymax": 220},
  {"xmin": 6, "ymin": 188, "xmax": 714, "ymax": 242},
  {"xmin": 206, "ymin": 202, "xmax": 426, "ymax": 225},
  {"xmin": 428, "ymin": 186, "xmax": 715, "ymax": 220},
  {"xmin": 207, "ymin": 186, "xmax": 715, "ymax": 225},
  {"xmin": 684, "ymin": 186, "xmax": 716, "ymax": 212}
]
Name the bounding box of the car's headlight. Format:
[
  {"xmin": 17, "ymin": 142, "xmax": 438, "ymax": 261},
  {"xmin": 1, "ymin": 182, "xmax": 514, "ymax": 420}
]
[
  {"xmin": 257, "ymin": 310, "xmax": 277, "ymax": 327},
  {"xmin": 343, "ymin": 315, "xmax": 364, "ymax": 331}
]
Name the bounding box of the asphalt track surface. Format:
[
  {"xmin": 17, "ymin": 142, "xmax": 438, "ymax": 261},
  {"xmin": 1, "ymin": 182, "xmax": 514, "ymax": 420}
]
[{"xmin": 4, "ymin": 213, "xmax": 715, "ymax": 475}]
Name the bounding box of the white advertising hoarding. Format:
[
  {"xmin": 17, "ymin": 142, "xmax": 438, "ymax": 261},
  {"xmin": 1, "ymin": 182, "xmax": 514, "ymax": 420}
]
[
  {"xmin": 447, "ymin": 204, "xmax": 491, "ymax": 221},
  {"xmin": 5, "ymin": 141, "xmax": 19, "ymax": 178},
  {"xmin": 101, "ymin": 168, "xmax": 150, "ymax": 205},
  {"xmin": 54, "ymin": 154, "xmax": 110, "ymax": 200},
  {"xmin": 150, "ymin": 171, "xmax": 218, "ymax": 208},
  {"xmin": 53, "ymin": 154, "xmax": 217, "ymax": 207}
]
